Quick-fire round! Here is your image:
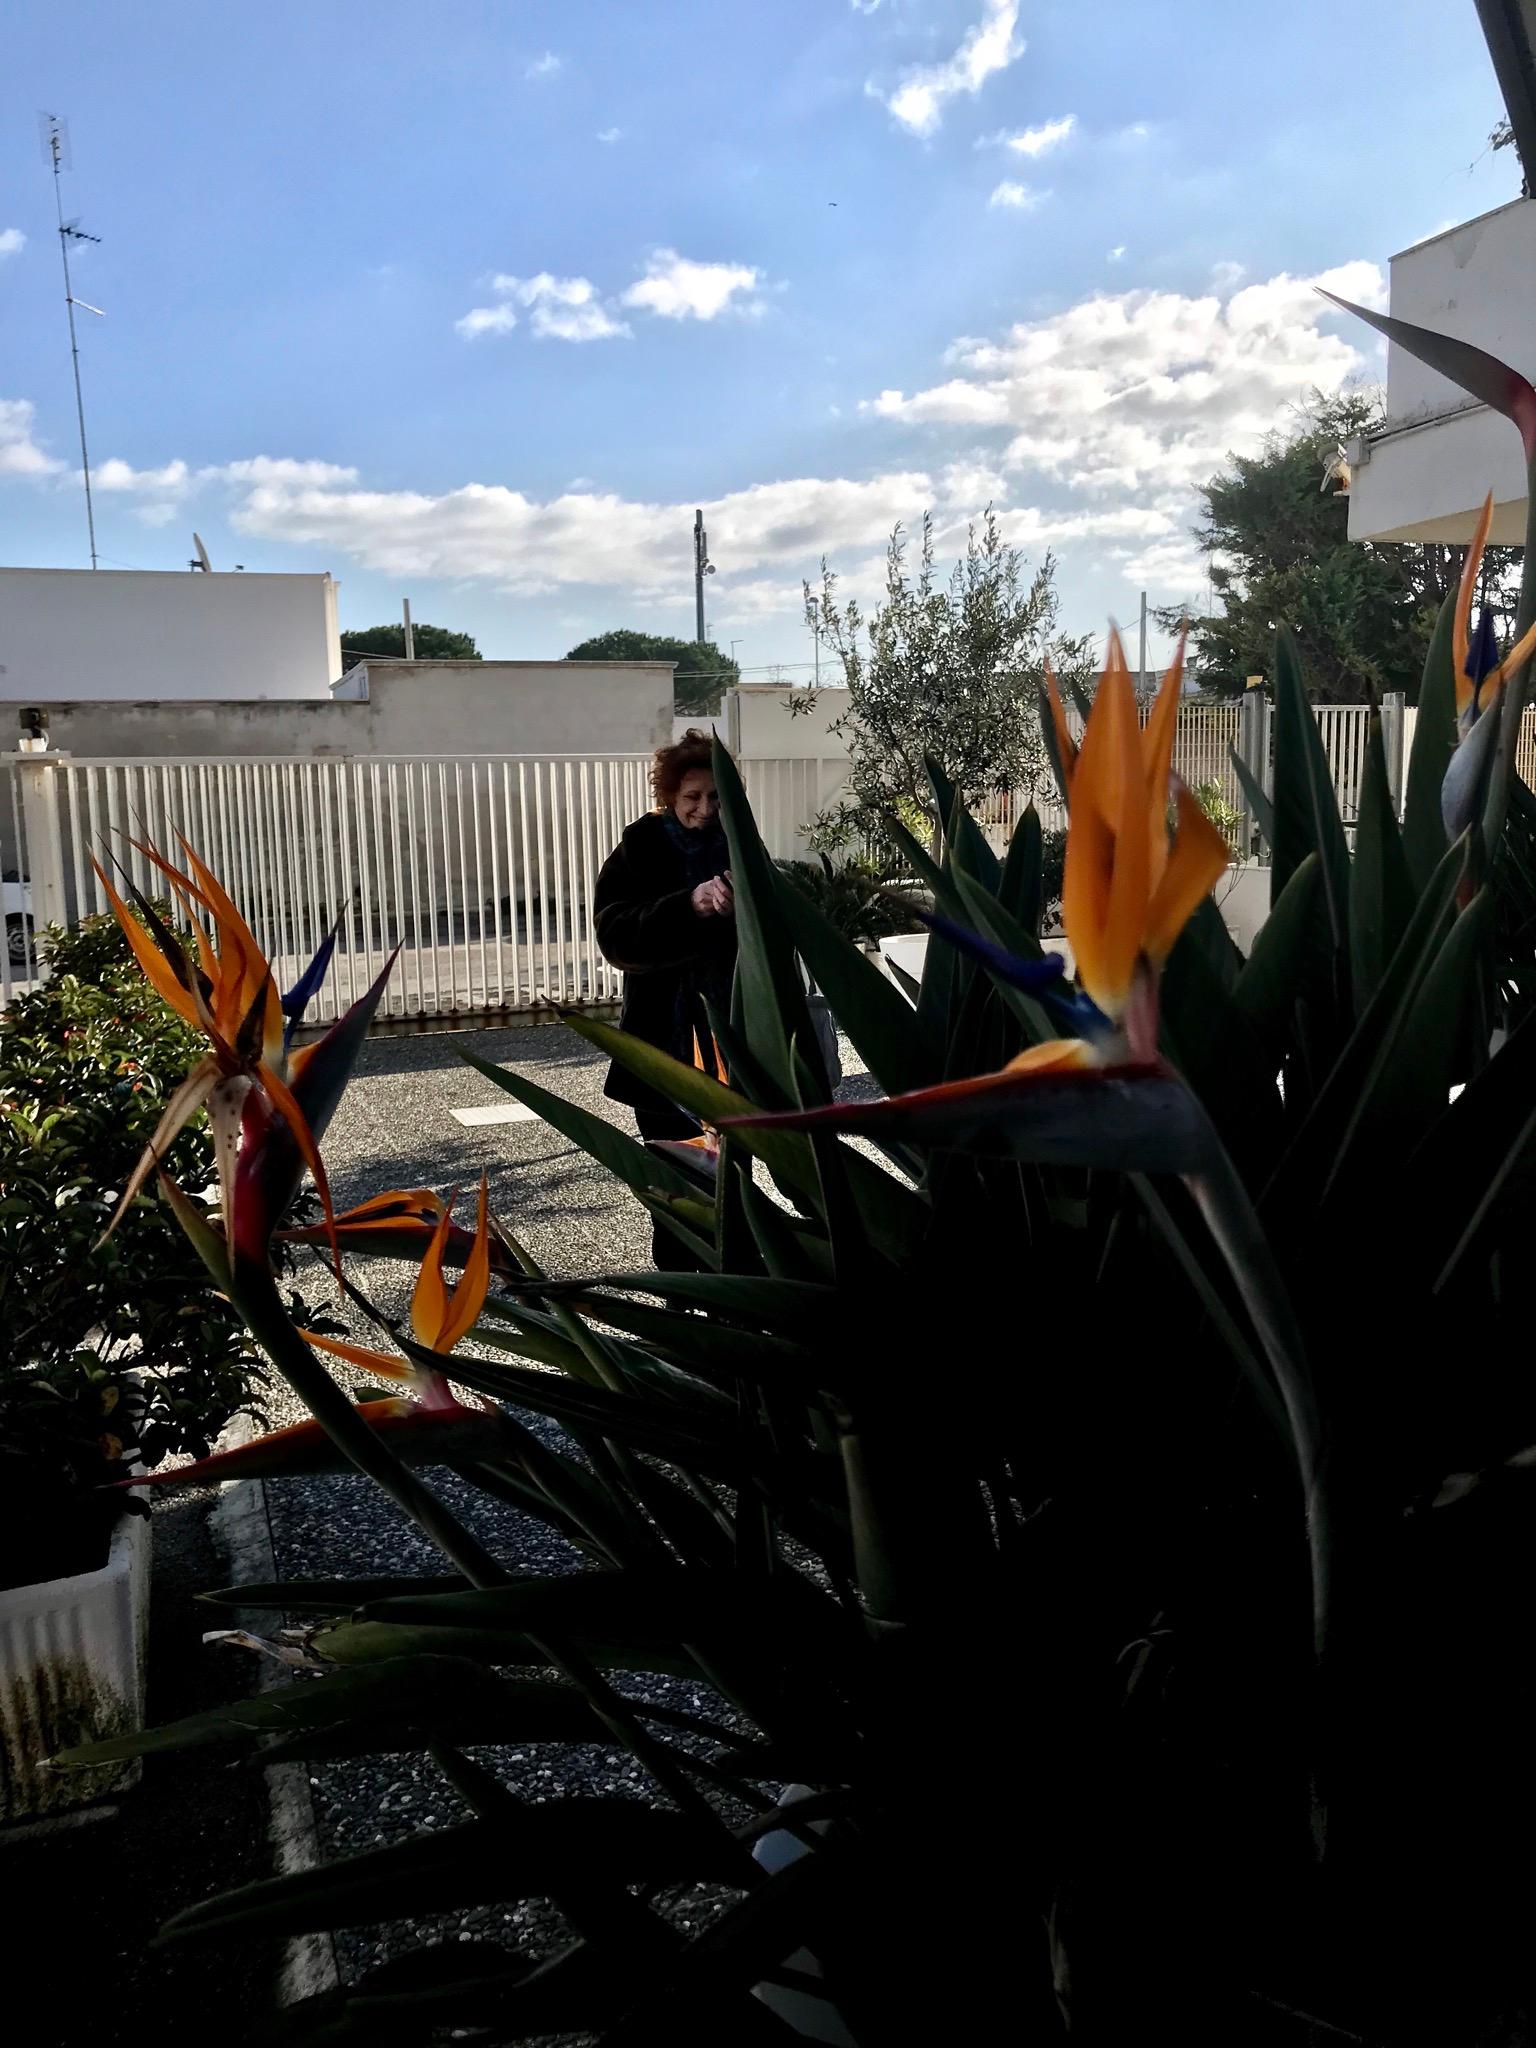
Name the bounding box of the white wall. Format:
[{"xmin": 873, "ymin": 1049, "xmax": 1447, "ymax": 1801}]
[
  {"xmin": 1349, "ymin": 198, "xmax": 1536, "ymax": 545},
  {"xmin": 0, "ymin": 658, "xmax": 675, "ymax": 759},
  {"xmin": 726, "ymin": 684, "xmax": 852, "ymax": 761},
  {"xmin": 0, "ymin": 567, "xmax": 341, "ymax": 701}
]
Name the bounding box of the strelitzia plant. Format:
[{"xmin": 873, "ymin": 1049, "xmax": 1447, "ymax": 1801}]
[
  {"xmin": 122, "ymin": 1177, "xmax": 505, "ymax": 1489},
  {"xmin": 59, "ymin": 534, "xmax": 1536, "ymax": 2048},
  {"xmin": 92, "ymin": 839, "xmax": 338, "ymax": 1256}
]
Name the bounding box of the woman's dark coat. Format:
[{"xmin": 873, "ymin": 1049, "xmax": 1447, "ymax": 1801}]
[{"xmin": 593, "ymin": 811, "xmax": 736, "ymax": 1115}]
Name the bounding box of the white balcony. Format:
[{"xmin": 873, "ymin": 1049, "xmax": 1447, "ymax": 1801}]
[{"xmin": 1348, "ymin": 197, "xmax": 1536, "ymax": 546}]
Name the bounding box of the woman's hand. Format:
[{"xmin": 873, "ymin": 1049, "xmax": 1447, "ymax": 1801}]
[{"xmin": 690, "ymin": 876, "xmax": 734, "ymax": 918}]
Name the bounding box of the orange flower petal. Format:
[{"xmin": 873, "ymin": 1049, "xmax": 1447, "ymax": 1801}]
[
  {"xmin": 174, "ymin": 832, "xmax": 277, "ymax": 1044},
  {"xmin": 301, "ymin": 1328, "xmax": 414, "ymax": 1378},
  {"xmin": 92, "ymin": 860, "xmax": 203, "ymax": 1030},
  {"xmin": 1064, "ymin": 637, "xmax": 1149, "ymax": 1019},
  {"xmin": 1002, "ymin": 1037, "xmax": 1098, "ymax": 1074},
  {"xmin": 256, "ymin": 1059, "xmax": 340, "ymax": 1272},
  {"xmin": 1144, "ymin": 782, "xmax": 1231, "ymax": 965},
  {"xmin": 410, "ymin": 1199, "xmax": 455, "ymax": 1351},
  {"xmin": 437, "ymin": 1173, "xmax": 491, "ymax": 1353},
  {"xmin": 1453, "ymin": 492, "xmax": 1494, "ymax": 715}
]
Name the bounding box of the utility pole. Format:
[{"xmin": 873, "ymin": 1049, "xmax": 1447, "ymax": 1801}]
[
  {"xmin": 1138, "ymin": 589, "xmax": 1148, "ymax": 697},
  {"xmin": 45, "ymin": 116, "xmax": 104, "ymax": 571},
  {"xmin": 693, "ymin": 509, "xmax": 714, "ymax": 642},
  {"xmin": 402, "ymin": 597, "xmax": 415, "ymax": 660}
]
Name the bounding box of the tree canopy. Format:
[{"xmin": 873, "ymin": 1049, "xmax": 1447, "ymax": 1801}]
[
  {"xmin": 805, "ymin": 508, "xmax": 1095, "ymax": 855},
  {"xmin": 1171, "ymin": 390, "xmax": 1522, "ymax": 702},
  {"xmin": 565, "ymin": 631, "xmax": 741, "ymax": 715},
  {"xmin": 341, "ymin": 623, "xmax": 481, "ymax": 669}
]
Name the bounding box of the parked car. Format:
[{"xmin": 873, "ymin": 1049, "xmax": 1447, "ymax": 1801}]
[{"xmin": 3, "ymin": 874, "xmax": 33, "ymax": 968}]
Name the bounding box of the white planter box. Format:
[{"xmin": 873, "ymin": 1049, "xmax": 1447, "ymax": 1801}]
[
  {"xmin": 878, "ymin": 930, "xmax": 1075, "ymax": 991},
  {"xmin": 1216, "ymin": 862, "xmax": 1270, "ymax": 953},
  {"xmin": 0, "ymin": 1503, "xmax": 151, "ymax": 1822}
]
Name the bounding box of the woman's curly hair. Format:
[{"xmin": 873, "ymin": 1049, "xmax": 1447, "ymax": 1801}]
[{"xmin": 651, "ymin": 728, "xmax": 715, "ymax": 808}]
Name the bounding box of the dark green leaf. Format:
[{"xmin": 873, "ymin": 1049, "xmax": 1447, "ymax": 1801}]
[
  {"xmin": 712, "ymin": 738, "xmax": 830, "ymax": 1100},
  {"xmin": 1270, "ymin": 627, "xmax": 1350, "ymax": 947},
  {"xmin": 769, "ymin": 867, "xmax": 936, "ymax": 1096},
  {"xmin": 58, "ymin": 1658, "xmax": 616, "ymax": 1766},
  {"xmin": 1349, "ymin": 714, "xmax": 1415, "ymax": 1017},
  {"xmin": 161, "ymin": 1805, "xmax": 741, "ymax": 1943},
  {"xmin": 1402, "ymin": 590, "xmax": 1458, "ymax": 891}
]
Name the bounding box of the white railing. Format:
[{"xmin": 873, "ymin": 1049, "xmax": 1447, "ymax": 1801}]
[
  {"xmin": 2, "ymin": 753, "xmax": 655, "ymax": 1024},
  {"xmin": 9, "ymin": 700, "xmax": 1536, "ymax": 1024}
]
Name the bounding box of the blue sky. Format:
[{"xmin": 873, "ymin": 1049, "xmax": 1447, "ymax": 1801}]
[{"xmin": 0, "ymin": 0, "xmax": 1520, "ymax": 678}]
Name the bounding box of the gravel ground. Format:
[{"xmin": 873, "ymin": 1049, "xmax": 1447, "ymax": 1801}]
[{"xmin": 254, "ymin": 1022, "xmax": 871, "ymax": 2016}]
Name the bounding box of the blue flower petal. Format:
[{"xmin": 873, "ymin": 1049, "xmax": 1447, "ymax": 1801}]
[
  {"xmin": 280, "ymin": 918, "xmax": 340, "ymax": 1044},
  {"xmin": 915, "ymin": 907, "xmax": 1067, "ymax": 993}
]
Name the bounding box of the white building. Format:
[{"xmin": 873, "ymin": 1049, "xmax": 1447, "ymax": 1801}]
[
  {"xmin": 0, "ymin": 566, "xmax": 342, "ymax": 702},
  {"xmin": 1348, "ymin": 2, "xmax": 1536, "ymax": 545}
]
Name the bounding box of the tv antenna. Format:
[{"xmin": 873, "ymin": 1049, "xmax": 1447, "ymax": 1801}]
[
  {"xmin": 43, "ymin": 114, "xmax": 104, "ymax": 570},
  {"xmin": 189, "ymin": 532, "xmax": 212, "ymax": 572},
  {"xmin": 693, "ymin": 508, "xmax": 715, "ymax": 643}
]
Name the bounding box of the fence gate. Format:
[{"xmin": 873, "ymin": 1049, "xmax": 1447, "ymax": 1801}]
[{"xmin": 2, "ymin": 753, "xmax": 655, "ymax": 1025}]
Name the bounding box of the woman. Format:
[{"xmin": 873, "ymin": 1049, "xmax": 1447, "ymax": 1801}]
[{"xmin": 594, "ymin": 730, "xmax": 735, "ymax": 1265}]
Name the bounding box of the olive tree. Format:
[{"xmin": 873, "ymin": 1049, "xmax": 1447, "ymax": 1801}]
[{"xmin": 805, "ymin": 509, "xmax": 1090, "ymax": 855}]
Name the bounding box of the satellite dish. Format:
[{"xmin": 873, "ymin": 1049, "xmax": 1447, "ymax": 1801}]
[{"xmin": 190, "ymin": 532, "xmax": 212, "ymax": 573}]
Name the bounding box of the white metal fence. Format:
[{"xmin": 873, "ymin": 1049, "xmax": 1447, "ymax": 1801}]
[
  {"xmin": 8, "ymin": 701, "xmax": 1536, "ymax": 1025},
  {"xmin": 2, "ymin": 753, "xmax": 655, "ymax": 1023}
]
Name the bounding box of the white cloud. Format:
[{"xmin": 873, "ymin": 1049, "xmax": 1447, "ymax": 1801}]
[
  {"xmin": 873, "ymin": 0, "xmax": 1023, "ymax": 138},
  {"xmin": 1117, "ymin": 535, "xmax": 1208, "ymax": 593},
  {"xmin": 0, "ymin": 399, "xmax": 61, "ymax": 477},
  {"xmin": 524, "ymin": 51, "xmax": 562, "ymax": 80},
  {"xmin": 494, "ymin": 273, "xmax": 630, "ymax": 342},
  {"xmin": 95, "ymin": 457, "xmax": 193, "ymax": 495},
  {"xmin": 1210, "ymin": 259, "xmax": 1246, "ymax": 289},
  {"xmin": 456, "ymin": 303, "xmax": 519, "ymax": 339},
  {"xmin": 867, "ymin": 259, "xmax": 1386, "ymax": 499},
  {"xmin": 0, "ymin": 228, "xmax": 25, "ymax": 259},
  {"xmin": 849, "ymin": 0, "xmax": 883, "ymax": 13},
  {"xmin": 1, "ymin": 256, "xmax": 1394, "ymax": 616},
  {"xmin": 458, "ymin": 274, "xmax": 629, "ymax": 343},
  {"xmin": 1108, "ymin": 244, "xmax": 1127, "ymax": 263},
  {"xmin": 215, "ymin": 457, "xmax": 359, "ymax": 486},
  {"xmin": 228, "ymin": 470, "xmax": 944, "ymax": 599},
  {"xmin": 63, "ymin": 451, "xmax": 360, "ymax": 524},
  {"xmin": 982, "ymin": 114, "xmax": 1075, "ymax": 159},
  {"xmin": 596, "ymin": 126, "xmax": 622, "ymax": 144},
  {"xmin": 989, "ymin": 180, "xmax": 1047, "ymax": 212},
  {"xmin": 622, "ymin": 249, "xmax": 762, "ymax": 322}
]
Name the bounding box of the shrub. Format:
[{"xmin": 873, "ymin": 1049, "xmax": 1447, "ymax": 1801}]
[
  {"xmin": 776, "ymin": 853, "xmax": 922, "ymax": 946},
  {"xmin": 1193, "ymin": 774, "xmax": 1243, "ymax": 845},
  {"xmin": 0, "ymin": 930, "xmax": 269, "ymax": 1586}
]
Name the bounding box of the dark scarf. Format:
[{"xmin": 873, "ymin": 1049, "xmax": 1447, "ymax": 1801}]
[{"xmin": 661, "ymin": 809, "xmax": 728, "ymax": 889}]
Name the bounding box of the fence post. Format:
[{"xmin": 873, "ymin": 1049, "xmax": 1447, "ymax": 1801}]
[
  {"xmin": 17, "ymin": 753, "xmax": 69, "ymax": 942},
  {"xmin": 1381, "ymin": 691, "xmax": 1406, "ymax": 816},
  {"xmin": 1236, "ymin": 690, "xmax": 1268, "ymax": 860}
]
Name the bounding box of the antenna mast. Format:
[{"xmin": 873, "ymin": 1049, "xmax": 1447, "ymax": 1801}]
[{"xmin": 45, "ymin": 115, "xmax": 102, "ymax": 570}]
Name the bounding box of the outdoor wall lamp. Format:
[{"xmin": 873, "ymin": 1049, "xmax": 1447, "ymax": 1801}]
[{"xmin": 17, "ymin": 708, "xmax": 50, "ymax": 754}]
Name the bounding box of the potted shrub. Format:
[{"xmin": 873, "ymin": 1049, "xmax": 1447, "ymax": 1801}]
[{"xmin": 0, "ymin": 913, "xmax": 272, "ymax": 1821}]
